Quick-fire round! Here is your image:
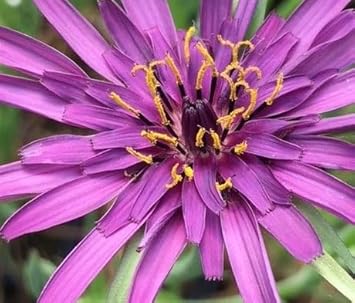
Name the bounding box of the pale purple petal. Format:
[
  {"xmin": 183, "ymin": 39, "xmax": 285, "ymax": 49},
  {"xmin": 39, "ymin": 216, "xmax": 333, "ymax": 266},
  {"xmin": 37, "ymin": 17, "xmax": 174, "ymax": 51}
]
[
  {"xmin": 234, "ymin": 0, "xmax": 258, "ymax": 41},
  {"xmin": 221, "ymin": 200, "xmax": 280, "ymax": 303}
]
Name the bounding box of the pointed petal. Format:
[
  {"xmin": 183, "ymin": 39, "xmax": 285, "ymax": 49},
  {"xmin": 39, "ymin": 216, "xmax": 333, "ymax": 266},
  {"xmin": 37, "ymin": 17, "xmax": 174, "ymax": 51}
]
[
  {"xmin": 33, "ymin": 0, "xmax": 118, "ymax": 82},
  {"xmin": 194, "ymin": 155, "xmax": 226, "ymax": 214},
  {"xmin": 182, "ymin": 180, "xmax": 206, "ymax": 244},
  {"xmin": 0, "ymin": 27, "xmax": 84, "ymax": 77},
  {"xmin": 221, "ymin": 200, "xmax": 280, "ymax": 303},
  {"xmin": 20, "ymin": 135, "xmax": 96, "ymax": 165},
  {"xmin": 271, "ymin": 161, "xmax": 355, "ymax": 223},
  {"xmin": 0, "ymin": 162, "xmax": 81, "ymax": 202},
  {"xmin": 38, "ymin": 225, "xmax": 142, "ymax": 303},
  {"xmin": 199, "ymin": 210, "xmax": 224, "ymax": 281},
  {"xmin": 0, "ymin": 75, "xmax": 66, "ymax": 122},
  {"xmin": 258, "ymin": 205, "xmax": 322, "ymax": 263},
  {"xmin": 1, "ymin": 173, "xmax": 127, "ymax": 240}
]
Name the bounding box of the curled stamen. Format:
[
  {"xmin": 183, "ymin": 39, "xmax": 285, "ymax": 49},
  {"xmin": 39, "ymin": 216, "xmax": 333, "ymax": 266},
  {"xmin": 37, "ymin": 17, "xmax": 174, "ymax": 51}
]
[
  {"xmin": 217, "ymin": 107, "xmax": 245, "ymax": 129},
  {"xmin": 196, "ymin": 43, "xmax": 218, "ymax": 76},
  {"xmin": 233, "ymin": 140, "xmax": 248, "ymax": 155},
  {"xmin": 242, "ymin": 66, "xmax": 262, "ymax": 80},
  {"xmin": 183, "ymin": 164, "xmax": 194, "ymax": 181},
  {"xmin": 242, "ymin": 88, "xmax": 258, "ymax": 120},
  {"xmin": 165, "ymin": 53, "xmax": 183, "ymax": 85},
  {"xmin": 265, "ymin": 73, "xmax": 284, "ymax": 106},
  {"xmin": 110, "ymin": 92, "xmax": 140, "ymax": 116},
  {"xmin": 166, "ymin": 163, "xmax": 183, "ymax": 189},
  {"xmin": 154, "ymin": 95, "xmax": 170, "ymax": 126},
  {"xmin": 216, "ymin": 177, "xmax": 233, "ymax": 192},
  {"xmin": 196, "ymin": 62, "xmax": 211, "ymax": 91},
  {"xmin": 195, "ymin": 127, "xmax": 207, "ymax": 148},
  {"xmin": 217, "ymin": 35, "xmax": 254, "ymax": 64},
  {"xmin": 210, "ymin": 129, "xmax": 222, "ymax": 151},
  {"xmin": 184, "ymin": 26, "xmax": 197, "ymax": 63},
  {"xmin": 232, "ymin": 80, "xmax": 250, "ymax": 101},
  {"xmin": 126, "ymin": 147, "xmax": 153, "ymax": 165},
  {"xmin": 131, "ymin": 62, "xmax": 164, "ymax": 97},
  {"xmin": 141, "ymin": 130, "xmax": 178, "ymax": 146}
]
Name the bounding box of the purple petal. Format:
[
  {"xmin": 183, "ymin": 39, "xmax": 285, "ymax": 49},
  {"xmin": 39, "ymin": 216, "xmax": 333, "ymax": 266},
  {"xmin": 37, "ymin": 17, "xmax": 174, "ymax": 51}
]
[
  {"xmin": 38, "ymin": 225, "xmax": 142, "ymax": 303},
  {"xmin": 234, "ymin": 0, "xmax": 258, "ymax": 41},
  {"xmin": 289, "ymin": 135, "xmax": 355, "ymax": 170},
  {"xmin": 33, "ymin": 0, "xmax": 118, "ymax": 82},
  {"xmin": 0, "ymin": 162, "xmax": 81, "ymax": 203},
  {"xmin": 182, "ymin": 180, "xmax": 206, "ymax": 244},
  {"xmin": 194, "ymin": 155, "xmax": 226, "ymax": 214},
  {"xmin": 271, "ymin": 161, "xmax": 355, "ymax": 223},
  {"xmin": 20, "ymin": 135, "xmax": 96, "ymax": 165},
  {"xmin": 129, "ymin": 214, "xmax": 186, "ymax": 303},
  {"xmin": 98, "ymin": 0, "xmax": 153, "ymax": 63},
  {"xmin": 219, "ymin": 154, "xmax": 273, "ymax": 214},
  {"xmin": 1, "ymin": 172, "xmax": 127, "ymax": 240},
  {"xmin": 258, "ymin": 205, "xmax": 322, "ymax": 263},
  {"xmin": 0, "ymin": 74, "xmax": 66, "ymax": 122},
  {"xmin": 199, "ymin": 210, "xmax": 224, "ymax": 281},
  {"xmin": 221, "ymin": 199, "xmax": 280, "ymax": 303},
  {"xmin": 0, "ymin": 27, "xmax": 84, "ymax": 77},
  {"xmin": 279, "ymin": 0, "xmax": 351, "ymax": 58},
  {"xmin": 241, "ymin": 118, "xmax": 289, "ymax": 134}
]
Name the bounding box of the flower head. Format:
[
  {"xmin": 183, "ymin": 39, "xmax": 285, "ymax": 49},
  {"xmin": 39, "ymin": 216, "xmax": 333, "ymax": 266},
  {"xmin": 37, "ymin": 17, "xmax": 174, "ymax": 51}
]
[{"xmin": 0, "ymin": 0, "xmax": 354, "ymax": 302}]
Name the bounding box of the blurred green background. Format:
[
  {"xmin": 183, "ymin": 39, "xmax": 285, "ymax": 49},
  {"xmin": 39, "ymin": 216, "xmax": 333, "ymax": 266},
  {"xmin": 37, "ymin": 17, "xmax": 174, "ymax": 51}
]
[{"xmin": 0, "ymin": 1, "xmax": 354, "ymax": 302}]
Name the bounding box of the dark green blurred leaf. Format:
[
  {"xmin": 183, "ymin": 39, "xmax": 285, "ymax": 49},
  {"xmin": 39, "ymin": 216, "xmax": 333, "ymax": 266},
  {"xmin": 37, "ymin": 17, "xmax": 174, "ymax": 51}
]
[
  {"xmin": 169, "ymin": 0, "xmax": 199, "ymax": 29},
  {"xmin": 79, "ymin": 273, "xmax": 107, "ymax": 303},
  {"xmin": 246, "ymin": 0, "xmax": 268, "ymax": 38},
  {"xmin": 0, "ymin": 107, "xmax": 20, "ymax": 163},
  {"xmin": 276, "ymin": 0, "xmax": 302, "ymax": 18}
]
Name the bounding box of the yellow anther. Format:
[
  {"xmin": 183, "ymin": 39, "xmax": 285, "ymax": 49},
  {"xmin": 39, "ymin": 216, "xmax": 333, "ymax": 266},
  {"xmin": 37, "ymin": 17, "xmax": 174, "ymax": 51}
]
[
  {"xmin": 110, "ymin": 92, "xmax": 140, "ymax": 116},
  {"xmin": 216, "ymin": 178, "xmax": 233, "ymax": 192},
  {"xmin": 217, "ymin": 35, "xmax": 235, "ymax": 49},
  {"xmin": 154, "ymin": 95, "xmax": 170, "ymax": 126},
  {"xmin": 217, "ymin": 107, "xmax": 245, "ymax": 129},
  {"xmin": 131, "ymin": 64, "xmax": 148, "ymax": 76},
  {"xmin": 217, "ymin": 35, "xmax": 254, "ymax": 64},
  {"xmin": 165, "ymin": 53, "xmax": 183, "ymax": 85},
  {"xmin": 209, "ymin": 129, "xmax": 222, "ymax": 151},
  {"xmin": 233, "ymin": 140, "xmax": 248, "ymax": 155},
  {"xmin": 184, "ymin": 26, "xmax": 197, "ymax": 63},
  {"xmin": 196, "ymin": 42, "xmax": 218, "ymax": 77},
  {"xmin": 141, "ymin": 130, "xmax": 178, "ymax": 146},
  {"xmin": 220, "ymin": 71, "xmax": 235, "ymax": 100},
  {"xmin": 242, "ymin": 88, "xmax": 258, "ymax": 120},
  {"xmin": 196, "ymin": 62, "xmax": 211, "ymax": 90},
  {"xmin": 195, "ymin": 127, "xmax": 207, "ymax": 148},
  {"xmin": 126, "ymin": 147, "xmax": 153, "ymax": 165},
  {"xmin": 183, "ymin": 164, "xmax": 194, "ymax": 181},
  {"xmin": 166, "ymin": 163, "xmax": 183, "ymax": 189},
  {"xmin": 232, "ymin": 80, "xmax": 250, "ymax": 101},
  {"xmin": 131, "ymin": 62, "xmax": 163, "ymax": 97},
  {"xmin": 265, "ymin": 73, "xmax": 284, "ymax": 106},
  {"xmin": 243, "ymin": 66, "xmax": 262, "ymax": 80}
]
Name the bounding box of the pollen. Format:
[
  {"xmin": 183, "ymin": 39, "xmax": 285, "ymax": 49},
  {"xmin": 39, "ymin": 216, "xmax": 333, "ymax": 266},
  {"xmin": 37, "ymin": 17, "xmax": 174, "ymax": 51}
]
[
  {"xmin": 210, "ymin": 129, "xmax": 222, "ymax": 151},
  {"xmin": 195, "ymin": 42, "xmax": 218, "ymax": 90},
  {"xmin": 265, "ymin": 73, "xmax": 284, "ymax": 106},
  {"xmin": 126, "ymin": 147, "xmax": 153, "ymax": 165},
  {"xmin": 165, "ymin": 53, "xmax": 183, "ymax": 85},
  {"xmin": 166, "ymin": 163, "xmax": 183, "ymax": 189},
  {"xmin": 232, "ymin": 80, "xmax": 250, "ymax": 101},
  {"xmin": 216, "ymin": 178, "xmax": 233, "ymax": 192},
  {"xmin": 195, "ymin": 127, "xmax": 207, "ymax": 148},
  {"xmin": 110, "ymin": 92, "xmax": 140, "ymax": 116},
  {"xmin": 184, "ymin": 26, "xmax": 197, "ymax": 63},
  {"xmin": 217, "ymin": 35, "xmax": 254, "ymax": 64},
  {"xmin": 217, "ymin": 107, "xmax": 245, "ymax": 129},
  {"xmin": 233, "ymin": 140, "xmax": 248, "ymax": 155},
  {"xmin": 243, "ymin": 66, "xmax": 262, "ymax": 80},
  {"xmin": 183, "ymin": 164, "xmax": 194, "ymax": 181},
  {"xmin": 242, "ymin": 88, "xmax": 258, "ymax": 120},
  {"xmin": 154, "ymin": 95, "xmax": 170, "ymax": 126},
  {"xmin": 141, "ymin": 130, "xmax": 178, "ymax": 146}
]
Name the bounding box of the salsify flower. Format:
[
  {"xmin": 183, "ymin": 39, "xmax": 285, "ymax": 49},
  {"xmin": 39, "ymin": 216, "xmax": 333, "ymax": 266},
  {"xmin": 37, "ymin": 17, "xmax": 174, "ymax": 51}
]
[{"xmin": 0, "ymin": 0, "xmax": 354, "ymax": 302}]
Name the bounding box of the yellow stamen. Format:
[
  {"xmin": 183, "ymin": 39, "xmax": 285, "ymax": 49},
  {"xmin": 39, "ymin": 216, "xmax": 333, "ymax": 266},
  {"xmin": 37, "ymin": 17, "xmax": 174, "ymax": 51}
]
[
  {"xmin": 195, "ymin": 127, "xmax": 207, "ymax": 148},
  {"xmin": 216, "ymin": 178, "xmax": 233, "ymax": 192},
  {"xmin": 210, "ymin": 129, "xmax": 222, "ymax": 151},
  {"xmin": 166, "ymin": 163, "xmax": 183, "ymax": 189},
  {"xmin": 184, "ymin": 26, "xmax": 196, "ymax": 63},
  {"xmin": 165, "ymin": 53, "xmax": 184, "ymax": 85},
  {"xmin": 233, "ymin": 140, "xmax": 248, "ymax": 155},
  {"xmin": 195, "ymin": 42, "xmax": 218, "ymax": 90},
  {"xmin": 131, "ymin": 62, "xmax": 164, "ymax": 97},
  {"xmin": 217, "ymin": 107, "xmax": 245, "ymax": 129},
  {"xmin": 110, "ymin": 92, "xmax": 140, "ymax": 116},
  {"xmin": 242, "ymin": 88, "xmax": 258, "ymax": 120},
  {"xmin": 126, "ymin": 147, "xmax": 153, "ymax": 164},
  {"xmin": 243, "ymin": 66, "xmax": 262, "ymax": 80},
  {"xmin": 217, "ymin": 35, "xmax": 254, "ymax": 64},
  {"xmin": 220, "ymin": 71, "xmax": 235, "ymax": 100},
  {"xmin": 183, "ymin": 164, "xmax": 194, "ymax": 181},
  {"xmin": 141, "ymin": 130, "xmax": 178, "ymax": 146},
  {"xmin": 131, "ymin": 64, "xmax": 148, "ymax": 76},
  {"xmin": 265, "ymin": 73, "xmax": 284, "ymax": 106},
  {"xmin": 196, "ymin": 62, "xmax": 211, "ymax": 91},
  {"xmin": 232, "ymin": 80, "xmax": 250, "ymax": 101},
  {"xmin": 154, "ymin": 95, "xmax": 170, "ymax": 126}
]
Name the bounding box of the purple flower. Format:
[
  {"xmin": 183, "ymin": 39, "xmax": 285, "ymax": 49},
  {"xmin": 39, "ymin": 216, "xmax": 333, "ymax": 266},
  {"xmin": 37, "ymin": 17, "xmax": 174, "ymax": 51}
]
[{"xmin": 0, "ymin": 0, "xmax": 354, "ymax": 302}]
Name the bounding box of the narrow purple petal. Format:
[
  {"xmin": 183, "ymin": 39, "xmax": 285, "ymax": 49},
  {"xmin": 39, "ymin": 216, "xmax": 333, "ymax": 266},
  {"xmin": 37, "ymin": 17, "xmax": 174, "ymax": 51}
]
[
  {"xmin": 0, "ymin": 162, "xmax": 81, "ymax": 203},
  {"xmin": 20, "ymin": 135, "xmax": 96, "ymax": 165},
  {"xmin": 1, "ymin": 173, "xmax": 127, "ymax": 240},
  {"xmin": 0, "ymin": 27, "xmax": 84, "ymax": 77},
  {"xmin": 258, "ymin": 205, "xmax": 322, "ymax": 263},
  {"xmin": 271, "ymin": 161, "xmax": 355, "ymax": 223},
  {"xmin": 129, "ymin": 214, "xmax": 186, "ymax": 303},
  {"xmin": 199, "ymin": 210, "xmax": 224, "ymax": 281},
  {"xmin": 233, "ymin": 0, "xmax": 258, "ymax": 41},
  {"xmin": 182, "ymin": 180, "xmax": 206, "ymax": 244},
  {"xmin": 33, "ymin": 0, "xmax": 118, "ymax": 82},
  {"xmin": 194, "ymin": 155, "xmax": 226, "ymax": 214},
  {"xmin": 221, "ymin": 200, "xmax": 280, "ymax": 303},
  {"xmin": 241, "ymin": 119, "xmax": 289, "ymax": 134}
]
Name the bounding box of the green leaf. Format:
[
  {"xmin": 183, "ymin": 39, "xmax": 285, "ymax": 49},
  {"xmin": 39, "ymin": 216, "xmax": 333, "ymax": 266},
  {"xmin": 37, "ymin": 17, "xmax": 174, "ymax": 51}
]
[
  {"xmin": 168, "ymin": 0, "xmax": 199, "ymax": 29},
  {"xmin": 299, "ymin": 203, "xmax": 355, "ymax": 274},
  {"xmin": 276, "ymin": 0, "xmax": 302, "ymax": 18},
  {"xmin": 312, "ymin": 252, "xmax": 355, "ymax": 302},
  {"xmin": 246, "ymin": 0, "xmax": 268, "ymax": 38}
]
